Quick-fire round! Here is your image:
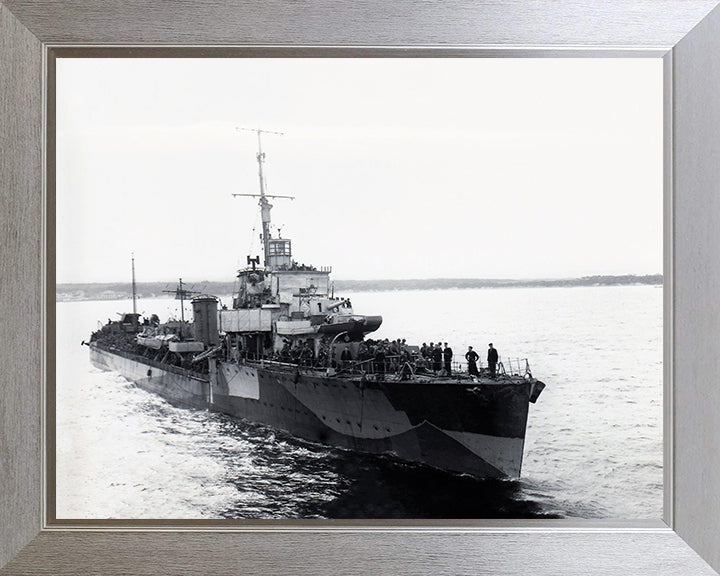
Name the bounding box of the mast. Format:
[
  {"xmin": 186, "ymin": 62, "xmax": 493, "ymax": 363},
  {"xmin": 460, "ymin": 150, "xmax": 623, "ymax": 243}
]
[
  {"xmin": 256, "ymin": 129, "xmax": 273, "ymax": 267},
  {"xmin": 233, "ymin": 128, "xmax": 294, "ymax": 268},
  {"xmin": 179, "ymin": 278, "xmax": 185, "ymax": 323},
  {"xmin": 131, "ymin": 252, "xmax": 137, "ymax": 315},
  {"xmin": 163, "ymin": 279, "xmax": 200, "ymax": 325}
]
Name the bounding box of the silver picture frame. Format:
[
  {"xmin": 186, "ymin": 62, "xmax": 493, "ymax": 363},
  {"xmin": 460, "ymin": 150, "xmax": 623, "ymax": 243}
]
[{"xmin": 2, "ymin": 1, "xmax": 720, "ymax": 574}]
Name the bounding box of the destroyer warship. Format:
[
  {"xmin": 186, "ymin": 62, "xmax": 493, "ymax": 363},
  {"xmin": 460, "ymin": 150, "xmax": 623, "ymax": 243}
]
[{"xmin": 88, "ymin": 130, "xmax": 546, "ymax": 479}]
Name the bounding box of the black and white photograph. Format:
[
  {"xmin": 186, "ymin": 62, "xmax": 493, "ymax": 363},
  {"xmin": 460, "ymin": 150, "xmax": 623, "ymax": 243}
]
[{"xmin": 55, "ymin": 57, "xmax": 662, "ymax": 520}]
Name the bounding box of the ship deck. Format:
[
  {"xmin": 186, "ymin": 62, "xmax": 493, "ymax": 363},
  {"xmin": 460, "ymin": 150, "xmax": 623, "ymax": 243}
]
[
  {"xmin": 248, "ymin": 359, "xmax": 530, "ymax": 386},
  {"xmin": 92, "ymin": 342, "xmax": 209, "ymax": 382}
]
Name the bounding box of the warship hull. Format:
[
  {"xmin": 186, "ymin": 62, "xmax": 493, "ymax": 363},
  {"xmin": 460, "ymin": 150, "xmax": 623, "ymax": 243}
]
[
  {"xmin": 90, "ymin": 345, "xmax": 210, "ymax": 411},
  {"xmin": 90, "ymin": 343, "xmax": 531, "ymax": 478}
]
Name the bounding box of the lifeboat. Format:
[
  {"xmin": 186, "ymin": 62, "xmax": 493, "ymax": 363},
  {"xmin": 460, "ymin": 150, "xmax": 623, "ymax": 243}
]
[{"xmin": 318, "ymin": 315, "xmax": 382, "ymax": 337}]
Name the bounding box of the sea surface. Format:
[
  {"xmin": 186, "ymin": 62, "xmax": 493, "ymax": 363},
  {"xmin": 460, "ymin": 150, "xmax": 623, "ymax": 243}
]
[{"xmin": 56, "ymin": 285, "xmax": 662, "ymax": 519}]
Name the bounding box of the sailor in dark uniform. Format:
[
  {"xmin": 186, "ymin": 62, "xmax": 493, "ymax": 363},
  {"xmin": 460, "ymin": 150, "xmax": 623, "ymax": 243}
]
[
  {"xmin": 340, "ymin": 347, "xmax": 352, "ymax": 368},
  {"xmin": 431, "ymin": 345, "xmax": 443, "ymax": 374},
  {"xmin": 488, "ymin": 343, "xmax": 499, "ymax": 379},
  {"xmin": 443, "ymin": 342, "xmax": 453, "ymax": 375},
  {"xmin": 465, "ymin": 346, "xmax": 479, "ymax": 376},
  {"xmin": 375, "ymin": 348, "xmax": 386, "ymax": 380}
]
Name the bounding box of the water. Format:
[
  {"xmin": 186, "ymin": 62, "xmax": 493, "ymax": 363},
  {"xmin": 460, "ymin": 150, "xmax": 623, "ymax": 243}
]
[{"xmin": 56, "ymin": 285, "xmax": 662, "ymax": 519}]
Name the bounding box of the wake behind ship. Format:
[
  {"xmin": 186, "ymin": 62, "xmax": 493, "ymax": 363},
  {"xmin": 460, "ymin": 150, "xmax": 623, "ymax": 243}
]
[{"xmin": 88, "ymin": 130, "xmax": 546, "ymax": 479}]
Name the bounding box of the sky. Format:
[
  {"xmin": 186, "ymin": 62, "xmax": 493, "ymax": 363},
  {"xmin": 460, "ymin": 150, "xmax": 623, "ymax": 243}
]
[{"xmin": 56, "ymin": 58, "xmax": 663, "ymax": 283}]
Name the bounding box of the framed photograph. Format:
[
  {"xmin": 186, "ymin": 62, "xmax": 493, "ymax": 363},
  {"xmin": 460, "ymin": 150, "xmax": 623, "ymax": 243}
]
[
  {"xmin": 53, "ymin": 56, "xmax": 663, "ymax": 524},
  {"xmin": 2, "ymin": 1, "xmax": 720, "ymax": 575}
]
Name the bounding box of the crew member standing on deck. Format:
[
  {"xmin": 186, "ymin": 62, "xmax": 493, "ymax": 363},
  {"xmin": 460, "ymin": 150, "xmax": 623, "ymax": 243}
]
[
  {"xmin": 432, "ymin": 345, "xmax": 442, "ymax": 374},
  {"xmin": 488, "ymin": 343, "xmax": 499, "ymax": 379},
  {"xmin": 340, "ymin": 346, "xmax": 352, "ymax": 368},
  {"xmin": 443, "ymin": 342, "xmax": 453, "ymax": 375},
  {"xmin": 465, "ymin": 346, "xmax": 479, "ymax": 376},
  {"xmin": 375, "ymin": 347, "xmax": 386, "ymax": 380}
]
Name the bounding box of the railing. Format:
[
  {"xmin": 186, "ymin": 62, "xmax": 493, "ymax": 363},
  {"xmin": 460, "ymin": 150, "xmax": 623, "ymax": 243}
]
[
  {"xmin": 240, "ymin": 351, "xmax": 532, "ymax": 381},
  {"xmin": 497, "ymin": 358, "xmax": 532, "ymax": 378},
  {"xmin": 105, "ymin": 340, "xmax": 533, "ymax": 383}
]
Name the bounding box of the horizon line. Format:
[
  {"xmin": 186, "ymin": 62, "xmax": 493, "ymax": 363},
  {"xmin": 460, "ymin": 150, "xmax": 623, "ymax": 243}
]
[{"xmin": 57, "ymin": 273, "xmax": 663, "ymax": 287}]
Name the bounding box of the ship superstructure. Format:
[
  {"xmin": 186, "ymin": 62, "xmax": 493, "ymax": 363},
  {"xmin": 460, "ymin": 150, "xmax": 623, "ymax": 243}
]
[
  {"xmin": 88, "ymin": 130, "xmax": 545, "ymax": 479},
  {"xmin": 224, "ymin": 128, "xmax": 382, "ymax": 369}
]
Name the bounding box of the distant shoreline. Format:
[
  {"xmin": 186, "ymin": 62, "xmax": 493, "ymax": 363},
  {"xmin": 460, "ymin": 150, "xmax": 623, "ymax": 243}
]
[{"xmin": 56, "ymin": 274, "xmax": 662, "ymax": 302}]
